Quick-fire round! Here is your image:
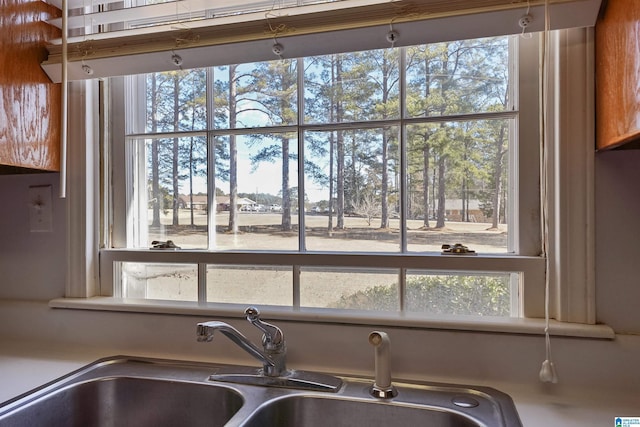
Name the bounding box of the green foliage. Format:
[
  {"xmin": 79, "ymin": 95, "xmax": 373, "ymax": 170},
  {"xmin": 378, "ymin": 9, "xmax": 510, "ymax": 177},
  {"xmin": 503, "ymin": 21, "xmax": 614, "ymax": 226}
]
[{"xmin": 332, "ymin": 275, "xmax": 510, "ymax": 316}]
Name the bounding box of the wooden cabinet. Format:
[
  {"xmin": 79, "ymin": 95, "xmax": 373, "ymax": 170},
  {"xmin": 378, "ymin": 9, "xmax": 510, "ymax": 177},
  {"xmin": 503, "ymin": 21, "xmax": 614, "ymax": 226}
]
[
  {"xmin": 595, "ymin": 0, "xmax": 640, "ymax": 150},
  {"xmin": 0, "ymin": 0, "xmax": 60, "ymax": 172}
]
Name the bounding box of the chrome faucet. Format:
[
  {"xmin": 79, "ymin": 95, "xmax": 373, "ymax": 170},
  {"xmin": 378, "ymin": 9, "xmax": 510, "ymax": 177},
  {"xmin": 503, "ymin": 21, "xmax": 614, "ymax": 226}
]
[{"xmin": 197, "ymin": 307, "xmax": 287, "ymax": 377}]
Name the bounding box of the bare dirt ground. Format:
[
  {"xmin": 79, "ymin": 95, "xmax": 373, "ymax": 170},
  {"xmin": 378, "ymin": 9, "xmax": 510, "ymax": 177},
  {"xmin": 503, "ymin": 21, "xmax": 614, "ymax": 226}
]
[{"xmin": 134, "ymin": 210, "xmax": 509, "ymax": 306}]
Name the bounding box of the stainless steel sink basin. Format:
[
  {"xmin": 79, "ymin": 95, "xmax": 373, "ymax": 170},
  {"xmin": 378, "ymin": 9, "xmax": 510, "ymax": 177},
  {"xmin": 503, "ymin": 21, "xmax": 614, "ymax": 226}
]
[
  {"xmin": 0, "ymin": 377, "xmax": 243, "ymax": 427},
  {"xmin": 0, "ymin": 356, "xmax": 522, "ymax": 427},
  {"xmin": 0, "ymin": 357, "xmax": 244, "ymax": 427},
  {"xmin": 241, "ymin": 395, "xmax": 482, "ymax": 427}
]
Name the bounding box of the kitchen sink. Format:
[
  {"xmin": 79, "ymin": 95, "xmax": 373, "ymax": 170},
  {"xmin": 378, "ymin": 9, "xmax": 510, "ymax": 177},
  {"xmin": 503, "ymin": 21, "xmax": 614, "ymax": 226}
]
[
  {"xmin": 0, "ymin": 376, "xmax": 243, "ymax": 427},
  {"xmin": 0, "ymin": 357, "xmax": 245, "ymax": 427},
  {"xmin": 0, "ymin": 356, "xmax": 522, "ymax": 427},
  {"xmin": 241, "ymin": 394, "xmax": 483, "ymax": 427}
]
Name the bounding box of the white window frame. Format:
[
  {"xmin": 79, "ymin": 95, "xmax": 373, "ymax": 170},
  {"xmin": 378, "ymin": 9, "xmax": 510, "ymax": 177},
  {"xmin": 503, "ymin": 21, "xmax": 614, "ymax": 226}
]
[{"xmin": 59, "ymin": 27, "xmax": 601, "ymax": 336}]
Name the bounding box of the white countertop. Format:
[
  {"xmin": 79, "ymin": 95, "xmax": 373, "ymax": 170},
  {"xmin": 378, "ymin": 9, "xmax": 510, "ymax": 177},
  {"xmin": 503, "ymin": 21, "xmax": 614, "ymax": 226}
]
[{"xmin": 0, "ymin": 340, "xmax": 637, "ymax": 426}]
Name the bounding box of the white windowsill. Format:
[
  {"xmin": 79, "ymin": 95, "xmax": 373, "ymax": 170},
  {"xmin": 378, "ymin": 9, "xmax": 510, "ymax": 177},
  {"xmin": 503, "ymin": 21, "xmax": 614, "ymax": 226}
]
[{"xmin": 48, "ymin": 296, "xmax": 615, "ymax": 340}]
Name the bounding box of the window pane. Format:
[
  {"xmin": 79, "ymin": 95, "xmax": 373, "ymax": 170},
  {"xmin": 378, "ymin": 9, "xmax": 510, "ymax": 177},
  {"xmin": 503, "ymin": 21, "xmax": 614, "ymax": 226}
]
[
  {"xmin": 300, "ymin": 267, "xmax": 399, "ymax": 310},
  {"xmin": 404, "ymin": 271, "xmax": 513, "ymax": 316},
  {"xmin": 121, "ymin": 263, "xmax": 198, "ymax": 301},
  {"xmin": 304, "ymin": 127, "xmax": 401, "ymax": 252},
  {"xmin": 406, "ymin": 120, "xmax": 510, "ymax": 254},
  {"xmin": 144, "ymin": 137, "xmax": 208, "ymax": 249},
  {"xmin": 206, "ymin": 265, "xmax": 292, "ymax": 306},
  {"xmin": 213, "ymin": 60, "xmax": 298, "ymax": 129},
  {"xmin": 304, "ymin": 49, "xmax": 400, "ymax": 124},
  {"xmin": 405, "ymin": 37, "xmax": 510, "ymax": 118},
  {"xmin": 212, "ymin": 133, "xmax": 299, "ymax": 250},
  {"xmin": 145, "ymin": 70, "xmax": 207, "ymax": 132}
]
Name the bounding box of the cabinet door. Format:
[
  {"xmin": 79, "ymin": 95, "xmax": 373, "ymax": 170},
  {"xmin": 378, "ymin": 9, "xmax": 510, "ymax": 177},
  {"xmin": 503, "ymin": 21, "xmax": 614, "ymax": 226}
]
[
  {"xmin": 0, "ymin": 0, "xmax": 61, "ymax": 171},
  {"xmin": 595, "ymin": 0, "xmax": 640, "ymax": 150}
]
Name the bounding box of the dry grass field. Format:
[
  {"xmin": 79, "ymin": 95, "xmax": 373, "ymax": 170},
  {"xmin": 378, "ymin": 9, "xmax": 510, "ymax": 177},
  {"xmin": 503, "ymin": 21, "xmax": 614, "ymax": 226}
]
[{"xmin": 149, "ymin": 210, "xmax": 508, "ymax": 253}]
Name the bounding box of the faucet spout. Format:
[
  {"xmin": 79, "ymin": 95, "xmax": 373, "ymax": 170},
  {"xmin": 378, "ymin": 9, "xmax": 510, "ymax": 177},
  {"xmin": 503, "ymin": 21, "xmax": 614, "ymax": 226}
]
[
  {"xmin": 368, "ymin": 331, "xmax": 398, "ymax": 398},
  {"xmin": 197, "ymin": 321, "xmax": 275, "ymax": 369}
]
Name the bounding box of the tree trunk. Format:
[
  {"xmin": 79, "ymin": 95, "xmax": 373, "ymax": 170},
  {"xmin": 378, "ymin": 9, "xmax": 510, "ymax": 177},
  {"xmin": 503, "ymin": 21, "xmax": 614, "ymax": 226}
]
[
  {"xmin": 337, "ymin": 130, "xmax": 345, "ymax": 229},
  {"xmin": 461, "ymin": 178, "xmax": 467, "ymax": 222},
  {"xmin": 326, "ymin": 58, "xmax": 336, "ymax": 234},
  {"xmin": 172, "ymin": 137, "xmax": 179, "ymax": 226},
  {"xmin": 150, "ymin": 74, "xmax": 161, "ymax": 227},
  {"xmin": 281, "ymin": 137, "xmax": 291, "ymax": 231},
  {"xmin": 422, "ymin": 142, "xmax": 430, "ymax": 228},
  {"xmin": 491, "ymin": 124, "xmax": 507, "ymax": 229},
  {"xmin": 379, "ymin": 54, "xmax": 390, "ymax": 229},
  {"xmin": 328, "ymin": 131, "xmax": 334, "ymax": 234},
  {"xmin": 189, "ymin": 137, "xmax": 195, "ymax": 227},
  {"xmin": 336, "ymin": 57, "xmax": 345, "ymax": 229},
  {"xmin": 172, "ymin": 75, "xmax": 180, "ymax": 227},
  {"xmin": 436, "ymin": 155, "xmax": 446, "ymax": 228},
  {"xmin": 380, "ymin": 130, "xmax": 389, "ymax": 229},
  {"xmin": 421, "ymin": 55, "xmax": 432, "ymax": 229}
]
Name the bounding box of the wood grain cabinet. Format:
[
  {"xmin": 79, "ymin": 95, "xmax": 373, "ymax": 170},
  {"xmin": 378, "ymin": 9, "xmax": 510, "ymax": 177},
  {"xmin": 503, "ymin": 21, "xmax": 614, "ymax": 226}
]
[
  {"xmin": 0, "ymin": 0, "xmax": 60, "ymax": 172},
  {"xmin": 595, "ymin": 0, "xmax": 640, "ymax": 150}
]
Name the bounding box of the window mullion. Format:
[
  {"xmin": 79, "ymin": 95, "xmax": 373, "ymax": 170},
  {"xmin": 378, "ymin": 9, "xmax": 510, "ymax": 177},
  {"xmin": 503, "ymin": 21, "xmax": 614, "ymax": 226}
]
[
  {"xmin": 292, "ymin": 265, "xmax": 301, "ymax": 309},
  {"xmin": 399, "ymin": 46, "xmax": 407, "ymax": 253},
  {"xmin": 297, "ymin": 57, "xmax": 306, "ymax": 252},
  {"xmin": 198, "ymin": 263, "xmax": 207, "ymax": 304},
  {"xmin": 398, "ymin": 47, "xmax": 407, "ymax": 312},
  {"xmin": 206, "ymin": 66, "xmax": 216, "ymax": 251}
]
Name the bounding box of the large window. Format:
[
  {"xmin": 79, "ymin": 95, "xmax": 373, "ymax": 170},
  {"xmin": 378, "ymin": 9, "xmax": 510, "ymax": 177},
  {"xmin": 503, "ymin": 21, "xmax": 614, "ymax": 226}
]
[{"xmin": 105, "ymin": 34, "xmax": 543, "ymax": 319}]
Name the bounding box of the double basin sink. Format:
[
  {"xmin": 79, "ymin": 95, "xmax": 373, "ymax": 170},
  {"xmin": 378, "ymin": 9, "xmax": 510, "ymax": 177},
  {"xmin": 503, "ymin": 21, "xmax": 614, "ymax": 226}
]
[{"xmin": 0, "ymin": 355, "xmax": 522, "ymax": 426}]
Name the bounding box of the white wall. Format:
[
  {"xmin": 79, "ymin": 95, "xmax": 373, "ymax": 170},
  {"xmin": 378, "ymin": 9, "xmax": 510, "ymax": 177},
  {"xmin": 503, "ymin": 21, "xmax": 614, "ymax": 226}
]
[
  {"xmin": 594, "ymin": 150, "xmax": 640, "ymax": 333},
  {"xmin": 0, "ymin": 173, "xmax": 67, "ymax": 300},
  {"xmin": 0, "ymin": 150, "xmax": 639, "ymax": 392}
]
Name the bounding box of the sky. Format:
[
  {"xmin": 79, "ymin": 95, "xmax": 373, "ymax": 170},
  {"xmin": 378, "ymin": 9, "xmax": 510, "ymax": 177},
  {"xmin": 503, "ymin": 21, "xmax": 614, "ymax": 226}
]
[{"xmin": 179, "ymin": 146, "xmax": 328, "ymax": 202}]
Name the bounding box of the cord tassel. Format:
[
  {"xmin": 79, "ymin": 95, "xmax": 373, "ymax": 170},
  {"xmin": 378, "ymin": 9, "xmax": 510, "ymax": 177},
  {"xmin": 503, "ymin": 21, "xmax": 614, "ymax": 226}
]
[{"xmin": 539, "ymin": 328, "xmax": 558, "ymax": 383}]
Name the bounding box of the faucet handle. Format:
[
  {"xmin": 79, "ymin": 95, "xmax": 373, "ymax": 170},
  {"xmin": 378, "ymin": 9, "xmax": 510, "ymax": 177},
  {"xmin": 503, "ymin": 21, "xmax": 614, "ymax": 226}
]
[
  {"xmin": 245, "ymin": 307, "xmax": 285, "ymax": 350},
  {"xmin": 245, "ymin": 306, "xmax": 261, "ymax": 322}
]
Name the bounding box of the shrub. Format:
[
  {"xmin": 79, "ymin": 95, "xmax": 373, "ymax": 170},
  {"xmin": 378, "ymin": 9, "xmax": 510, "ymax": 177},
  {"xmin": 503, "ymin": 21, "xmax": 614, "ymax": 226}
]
[{"xmin": 332, "ymin": 275, "xmax": 510, "ymax": 316}]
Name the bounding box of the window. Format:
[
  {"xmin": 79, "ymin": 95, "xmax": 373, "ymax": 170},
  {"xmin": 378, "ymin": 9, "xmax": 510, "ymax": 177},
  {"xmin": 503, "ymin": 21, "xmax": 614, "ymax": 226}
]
[
  {"xmin": 103, "ymin": 34, "xmax": 544, "ymax": 320},
  {"xmin": 50, "ymin": 0, "xmax": 600, "ymax": 332}
]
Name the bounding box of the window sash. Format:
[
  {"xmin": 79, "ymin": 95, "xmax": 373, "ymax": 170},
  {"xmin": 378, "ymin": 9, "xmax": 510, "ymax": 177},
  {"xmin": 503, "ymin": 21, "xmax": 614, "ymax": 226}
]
[
  {"xmin": 99, "ymin": 249, "xmax": 544, "ymax": 316},
  {"xmin": 121, "ymin": 41, "xmax": 525, "ymax": 252}
]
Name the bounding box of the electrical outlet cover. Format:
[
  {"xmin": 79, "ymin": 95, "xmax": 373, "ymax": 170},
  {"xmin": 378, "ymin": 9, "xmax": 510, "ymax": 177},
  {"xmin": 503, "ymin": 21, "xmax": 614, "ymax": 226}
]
[{"xmin": 29, "ymin": 185, "xmax": 53, "ymax": 232}]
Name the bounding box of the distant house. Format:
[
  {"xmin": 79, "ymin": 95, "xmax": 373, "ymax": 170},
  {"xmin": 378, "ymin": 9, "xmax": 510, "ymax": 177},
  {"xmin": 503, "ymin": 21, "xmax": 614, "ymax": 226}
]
[
  {"xmin": 177, "ymin": 194, "xmax": 208, "ymax": 210},
  {"xmin": 214, "ymin": 196, "xmax": 255, "ymax": 212},
  {"xmin": 442, "ymin": 199, "xmax": 487, "ymax": 222}
]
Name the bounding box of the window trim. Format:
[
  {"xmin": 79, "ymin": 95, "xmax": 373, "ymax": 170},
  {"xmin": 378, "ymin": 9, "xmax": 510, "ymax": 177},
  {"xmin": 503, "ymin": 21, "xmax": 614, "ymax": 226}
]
[
  {"xmin": 48, "ymin": 295, "xmax": 614, "ymax": 339},
  {"xmin": 63, "ymin": 28, "xmax": 597, "ymax": 331},
  {"xmin": 65, "ymin": 80, "xmax": 100, "ymax": 299},
  {"xmin": 545, "ymin": 28, "xmax": 596, "ymax": 323}
]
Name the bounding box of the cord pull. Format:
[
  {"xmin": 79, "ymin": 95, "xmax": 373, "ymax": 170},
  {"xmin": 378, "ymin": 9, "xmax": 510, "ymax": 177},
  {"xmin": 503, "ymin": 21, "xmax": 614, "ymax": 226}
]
[{"xmin": 539, "ymin": 359, "xmax": 558, "ymax": 383}]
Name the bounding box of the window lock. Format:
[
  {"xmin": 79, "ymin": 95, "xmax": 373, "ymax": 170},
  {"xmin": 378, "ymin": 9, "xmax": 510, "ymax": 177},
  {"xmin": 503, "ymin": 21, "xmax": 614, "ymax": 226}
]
[
  {"xmin": 441, "ymin": 243, "xmax": 476, "ymax": 255},
  {"xmin": 151, "ymin": 240, "xmax": 181, "ymax": 250}
]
